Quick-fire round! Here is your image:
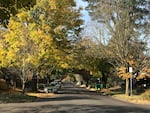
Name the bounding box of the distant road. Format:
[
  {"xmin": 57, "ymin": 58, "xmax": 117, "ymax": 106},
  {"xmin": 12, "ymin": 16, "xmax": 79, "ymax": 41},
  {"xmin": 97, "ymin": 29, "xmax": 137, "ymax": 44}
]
[{"xmin": 0, "ymin": 82, "xmax": 150, "ymax": 113}]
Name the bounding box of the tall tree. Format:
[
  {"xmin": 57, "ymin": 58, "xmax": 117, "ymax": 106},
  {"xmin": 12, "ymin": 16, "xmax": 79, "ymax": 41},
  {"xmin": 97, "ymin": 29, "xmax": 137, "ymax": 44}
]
[
  {"xmin": 73, "ymin": 38, "xmax": 102, "ymax": 77},
  {"xmin": 1, "ymin": 9, "xmax": 61, "ymax": 92},
  {"xmin": 29, "ymin": 0, "xmax": 83, "ymax": 78},
  {"xmin": 30, "ymin": 0, "xmax": 83, "ymax": 51},
  {"xmin": 0, "ymin": 0, "xmax": 83, "ymax": 91},
  {"xmin": 85, "ymin": 0, "xmax": 150, "ymax": 95}
]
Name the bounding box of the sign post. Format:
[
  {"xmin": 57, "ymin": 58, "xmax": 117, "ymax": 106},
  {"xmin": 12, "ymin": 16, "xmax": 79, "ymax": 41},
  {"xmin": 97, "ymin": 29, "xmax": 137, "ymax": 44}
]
[{"xmin": 129, "ymin": 67, "xmax": 133, "ymax": 96}]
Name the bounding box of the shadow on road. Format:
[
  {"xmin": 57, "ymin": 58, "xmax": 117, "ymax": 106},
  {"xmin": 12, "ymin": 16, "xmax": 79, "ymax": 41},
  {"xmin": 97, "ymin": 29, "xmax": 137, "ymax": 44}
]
[
  {"xmin": 58, "ymin": 87, "xmax": 99, "ymax": 95},
  {"xmin": 0, "ymin": 82, "xmax": 150, "ymax": 113},
  {"xmin": 16, "ymin": 104, "xmax": 150, "ymax": 113},
  {"xmin": 35, "ymin": 82, "xmax": 102, "ymax": 102},
  {"xmin": 58, "ymin": 82, "xmax": 101, "ymax": 95}
]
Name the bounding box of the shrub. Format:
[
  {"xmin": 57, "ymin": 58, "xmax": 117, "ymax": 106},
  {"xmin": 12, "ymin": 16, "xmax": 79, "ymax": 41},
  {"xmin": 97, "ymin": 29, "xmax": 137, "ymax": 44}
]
[
  {"xmin": 141, "ymin": 89, "xmax": 150, "ymax": 100},
  {"xmin": 0, "ymin": 79, "xmax": 7, "ymax": 90}
]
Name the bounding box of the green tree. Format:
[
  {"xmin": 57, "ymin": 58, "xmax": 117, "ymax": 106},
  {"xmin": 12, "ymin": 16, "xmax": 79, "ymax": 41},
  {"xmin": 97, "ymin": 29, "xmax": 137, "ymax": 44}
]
[
  {"xmin": 73, "ymin": 38, "xmax": 101, "ymax": 77},
  {"xmin": 30, "ymin": 0, "xmax": 83, "ymax": 51}
]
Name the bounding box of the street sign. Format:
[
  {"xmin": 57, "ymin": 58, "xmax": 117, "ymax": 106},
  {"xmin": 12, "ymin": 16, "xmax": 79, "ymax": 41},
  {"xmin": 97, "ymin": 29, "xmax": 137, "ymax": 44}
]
[{"xmin": 129, "ymin": 67, "xmax": 133, "ymax": 73}]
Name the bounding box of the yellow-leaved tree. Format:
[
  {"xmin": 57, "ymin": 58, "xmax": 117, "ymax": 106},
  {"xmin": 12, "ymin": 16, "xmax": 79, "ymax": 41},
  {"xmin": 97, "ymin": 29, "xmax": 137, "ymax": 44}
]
[
  {"xmin": 117, "ymin": 66, "xmax": 130, "ymax": 94},
  {"xmin": 4, "ymin": 10, "xmax": 36, "ymax": 92},
  {"xmin": 0, "ymin": 0, "xmax": 83, "ymax": 92},
  {"xmin": 29, "ymin": 0, "xmax": 83, "ymax": 78},
  {"xmin": 0, "ymin": 29, "xmax": 7, "ymax": 67},
  {"xmin": 3, "ymin": 9, "xmax": 58, "ymax": 92}
]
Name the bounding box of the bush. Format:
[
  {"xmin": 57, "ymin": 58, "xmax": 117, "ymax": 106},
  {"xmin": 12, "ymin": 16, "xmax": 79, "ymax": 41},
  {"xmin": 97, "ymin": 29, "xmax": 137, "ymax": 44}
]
[
  {"xmin": 141, "ymin": 89, "xmax": 150, "ymax": 100},
  {"xmin": 0, "ymin": 79, "xmax": 7, "ymax": 90}
]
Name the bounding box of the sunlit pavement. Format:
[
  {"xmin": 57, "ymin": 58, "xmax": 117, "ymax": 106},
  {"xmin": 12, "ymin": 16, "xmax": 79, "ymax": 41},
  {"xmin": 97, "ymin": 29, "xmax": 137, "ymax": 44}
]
[{"xmin": 0, "ymin": 82, "xmax": 150, "ymax": 113}]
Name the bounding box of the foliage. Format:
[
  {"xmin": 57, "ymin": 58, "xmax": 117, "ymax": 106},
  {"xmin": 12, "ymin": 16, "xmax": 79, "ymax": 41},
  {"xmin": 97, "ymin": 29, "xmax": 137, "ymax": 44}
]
[
  {"xmin": 28, "ymin": 0, "xmax": 83, "ymax": 77},
  {"xmin": 0, "ymin": 92, "xmax": 36, "ymax": 103},
  {"xmin": 0, "ymin": 79, "xmax": 7, "ymax": 90},
  {"xmin": 86, "ymin": 0, "xmax": 150, "ymax": 68},
  {"xmin": 117, "ymin": 67, "xmax": 130, "ymax": 80},
  {"xmin": 84, "ymin": 0, "xmax": 150, "ymax": 95},
  {"xmin": 3, "ymin": 9, "xmax": 69, "ymax": 90},
  {"xmin": 0, "ymin": 0, "xmax": 83, "ymax": 91},
  {"xmin": 141, "ymin": 90, "xmax": 150, "ymax": 100},
  {"xmin": 0, "ymin": 0, "xmax": 36, "ymax": 27},
  {"xmin": 137, "ymin": 67, "xmax": 150, "ymax": 80},
  {"xmin": 73, "ymin": 38, "xmax": 102, "ymax": 77},
  {"xmin": 30, "ymin": 0, "xmax": 83, "ymax": 51}
]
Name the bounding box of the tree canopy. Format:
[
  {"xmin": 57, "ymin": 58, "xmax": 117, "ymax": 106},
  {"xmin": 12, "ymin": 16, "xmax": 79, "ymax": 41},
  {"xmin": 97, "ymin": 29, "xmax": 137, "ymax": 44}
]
[
  {"xmin": 83, "ymin": 0, "xmax": 150, "ymax": 94},
  {"xmin": 0, "ymin": 0, "xmax": 83, "ymax": 91},
  {"xmin": 0, "ymin": 0, "xmax": 36, "ymax": 26}
]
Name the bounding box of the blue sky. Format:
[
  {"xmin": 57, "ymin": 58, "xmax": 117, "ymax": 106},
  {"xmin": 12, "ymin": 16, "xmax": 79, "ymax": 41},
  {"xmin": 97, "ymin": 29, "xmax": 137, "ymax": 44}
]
[
  {"xmin": 75, "ymin": 0, "xmax": 150, "ymax": 47},
  {"xmin": 75, "ymin": 0, "xmax": 91, "ymax": 25},
  {"xmin": 75, "ymin": 0, "xmax": 111, "ymax": 45}
]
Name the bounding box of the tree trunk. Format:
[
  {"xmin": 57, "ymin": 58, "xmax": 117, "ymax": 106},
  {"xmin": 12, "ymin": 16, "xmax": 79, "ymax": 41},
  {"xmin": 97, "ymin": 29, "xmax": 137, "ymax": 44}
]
[
  {"xmin": 22, "ymin": 58, "xmax": 26, "ymax": 94},
  {"xmin": 22, "ymin": 81, "xmax": 25, "ymax": 94},
  {"xmin": 13, "ymin": 80, "xmax": 16, "ymax": 89},
  {"xmin": 125, "ymin": 78, "xmax": 129, "ymax": 96}
]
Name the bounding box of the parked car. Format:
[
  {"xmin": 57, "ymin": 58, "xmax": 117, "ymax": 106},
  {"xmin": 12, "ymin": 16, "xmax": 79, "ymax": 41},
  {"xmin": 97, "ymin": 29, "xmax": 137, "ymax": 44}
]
[
  {"xmin": 54, "ymin": 79, "xmax": 62, "ymax": 88},
  {"xmin": 44, "ymin": 83, "xmax": 58, "ymax": 93},
  {"xmin": 43, "ymin": 79, "xmax": 62, "ymax": 93}
]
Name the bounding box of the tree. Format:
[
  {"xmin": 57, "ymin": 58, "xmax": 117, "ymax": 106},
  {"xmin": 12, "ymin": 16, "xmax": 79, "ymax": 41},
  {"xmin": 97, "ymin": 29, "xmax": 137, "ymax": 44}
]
[
  {"xmin": 72, "ymin": 37, "xmax": 103, "ymax": 79},
  {"xmin": 0, "ymin": 0, "xmax": 83, "ymax": 92},
  {"xmin": 29, "ymin": 0, "xmax": 83, "ymax": 78},
  {"xmin": 85, "ymin": 0, "xmax": 150, "ymax": 95},
  {"xmin": 0, "ymin": 0, "xmax": 36, "ymax": 27},
  {"xmin": 2, "ymin": 9, "xmax": 58, "ymax": 92},
  {"xmin": 3, "ymin": 10, "xmax": 36, "ymax": 92},
  {"xmin": 30, "ymin": 0, "xmax": 83, "ymax": 51}
]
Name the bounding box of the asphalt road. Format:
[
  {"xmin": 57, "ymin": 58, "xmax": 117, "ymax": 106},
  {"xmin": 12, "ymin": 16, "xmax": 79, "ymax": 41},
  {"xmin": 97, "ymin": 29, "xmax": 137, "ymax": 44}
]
[{"xmin": 0, "ymin": 82, "xmax": 150, "ymax": 113}]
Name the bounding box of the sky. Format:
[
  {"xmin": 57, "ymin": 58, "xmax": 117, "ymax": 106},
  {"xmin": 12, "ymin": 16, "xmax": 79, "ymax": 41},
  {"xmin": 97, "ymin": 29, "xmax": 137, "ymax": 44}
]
[
  {"xmin": 75, "ymin": 0, "xmax": 91, "ymax": 25},
  {"xmin": 75, "ymin": 0, "xmax": 111, "ymax": 45},
  {"xmin": 75, "ymin": 0, "xmax": 150, "ymax": 48}
]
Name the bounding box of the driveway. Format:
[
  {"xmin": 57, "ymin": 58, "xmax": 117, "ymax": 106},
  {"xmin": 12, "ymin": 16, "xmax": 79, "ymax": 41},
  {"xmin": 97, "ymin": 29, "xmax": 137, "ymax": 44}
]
[{"xmin": 0, "ymin": 82, "xmax": 150, "ymax": 113}]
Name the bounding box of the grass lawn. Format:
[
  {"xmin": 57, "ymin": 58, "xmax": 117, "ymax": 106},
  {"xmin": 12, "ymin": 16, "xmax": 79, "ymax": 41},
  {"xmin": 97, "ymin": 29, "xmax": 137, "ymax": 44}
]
[
  {"xmin": 102, "ymin": 87, "xmax": 150, "ymax": 105},
  {"xmin": 0, "ymin": 89, "xmax": 55, "ymax": 103},
  {"xmin": 86, "ymin": 85, "xmax": 150, "ymax": 105},
  {"xmin": 0, "ymin": 92, "xmax": 37, "ymax": 103},
  {"xmin": 113, "ymin": 94, "xmax": 150, "ymax": 105}
]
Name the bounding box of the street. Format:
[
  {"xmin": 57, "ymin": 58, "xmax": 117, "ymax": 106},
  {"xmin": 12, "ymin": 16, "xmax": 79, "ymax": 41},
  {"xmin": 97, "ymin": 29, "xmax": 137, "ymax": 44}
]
[{"xmin": 0, "ymin": 82, "xmax": 150, "ymax": 113}]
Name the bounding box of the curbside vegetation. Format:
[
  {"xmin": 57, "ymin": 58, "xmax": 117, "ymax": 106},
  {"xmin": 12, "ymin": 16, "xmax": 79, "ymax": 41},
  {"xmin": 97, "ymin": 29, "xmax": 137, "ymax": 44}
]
[
  {"xmin": 81, "ymin": 84, "xmax": 150, "ymax": 105},
  {"xmin": 141, "ymin": 89, "xmax": 150, "ymax": 100},
  {"xmin": 112, "ymin": 89, "xmax": 150, "ymax": 105},
  {"xmin": 0, "ymin": 92, "xmax": 37, "ymax": 103}
]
